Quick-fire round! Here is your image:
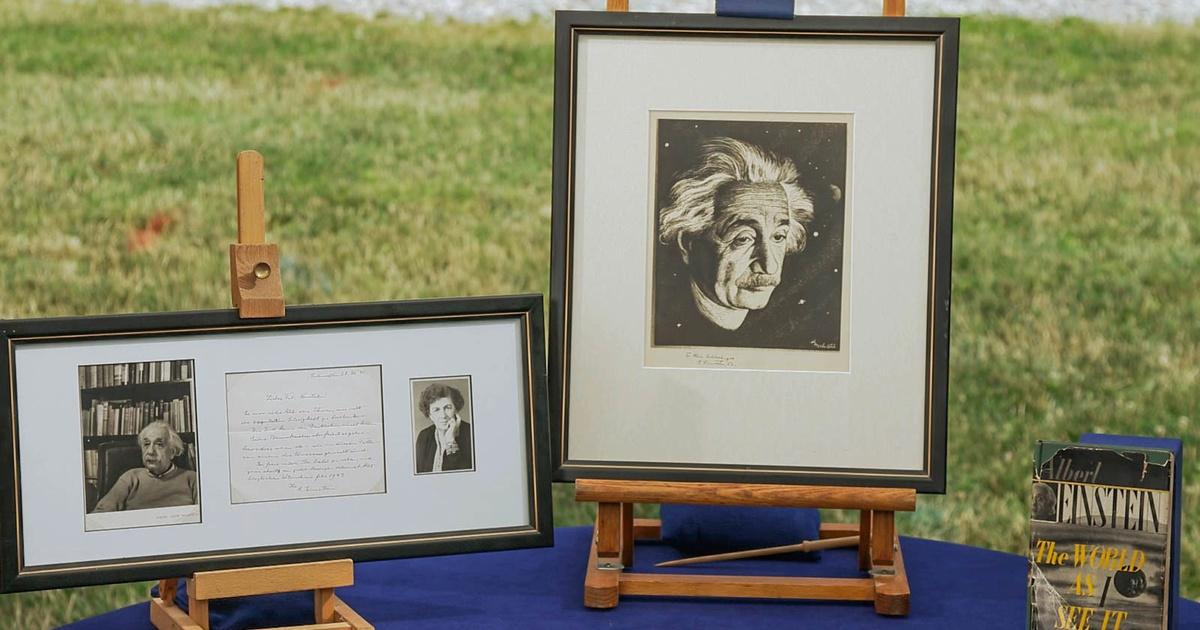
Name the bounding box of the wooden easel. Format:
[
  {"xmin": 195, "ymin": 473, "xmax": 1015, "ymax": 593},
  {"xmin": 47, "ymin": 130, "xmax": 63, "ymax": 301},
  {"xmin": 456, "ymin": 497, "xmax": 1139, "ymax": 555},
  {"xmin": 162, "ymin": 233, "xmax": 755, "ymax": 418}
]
[
  {"xmin": 150, "ymin": 560, "xmax": 371, "ymax": 630},
  {"xmin": 578, "ymin": 480, "xmax": 915, "ymax": 614},
  {"xmin": 583, "ymin": 0, "xmax": 915, "ymax": 616},
  {"xmin": 149, "ymin": 151, "xmax": 371, "ymax": 630}
]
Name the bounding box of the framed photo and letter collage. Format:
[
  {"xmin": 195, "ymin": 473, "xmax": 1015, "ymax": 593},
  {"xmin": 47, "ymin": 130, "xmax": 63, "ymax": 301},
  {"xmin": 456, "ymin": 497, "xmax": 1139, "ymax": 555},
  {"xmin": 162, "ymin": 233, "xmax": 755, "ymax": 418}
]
[{"xmin": 0, "ymin": 296, "xmax": 551, "ymax": 591}]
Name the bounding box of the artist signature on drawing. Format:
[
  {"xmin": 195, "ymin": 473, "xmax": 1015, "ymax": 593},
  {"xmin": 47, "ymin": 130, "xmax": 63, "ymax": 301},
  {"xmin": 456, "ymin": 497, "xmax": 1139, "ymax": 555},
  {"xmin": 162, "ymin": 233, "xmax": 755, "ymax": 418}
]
[
  {"xmin": 809, "ymin": 340, "xmax": 837, "ymax": 350},
  {"xmin": 685, "ymin": 351, "xmax": 736, "ymax": 367}
]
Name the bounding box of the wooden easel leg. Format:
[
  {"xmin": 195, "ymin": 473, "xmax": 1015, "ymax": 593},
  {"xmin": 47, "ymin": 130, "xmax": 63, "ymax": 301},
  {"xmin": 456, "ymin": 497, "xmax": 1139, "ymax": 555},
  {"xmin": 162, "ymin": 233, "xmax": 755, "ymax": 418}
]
[
  {"xmin": 873, "ymin": 537, "xmax": 911, "ymax": 615},
  {"xmin": 315, "ymin": 587, "xmax": 335, "ymax": 623},
  {"xmin": 160, "ymin": 579, "xmax": 178, "ymax": 606},
  {"xmin": 150, "ymin": 578, "xmax": 206, "ymax": 630},
  {"xmin": 869, "ymin": 510, "xmax": 909, "ymax": 615},
  {"xmin": 858, "ymin": 510, "xmax": 872, "ymax": 571},
  {"xmin": 596, "ymin": 502, "xmax": 622, "ymax": 569},
  {"xmin": 584, "ymin": 507, "xmax": 622, "ymax": 608},
  {"xmin": 620, "ymin": 502, "xmax": 634, "ymax": 568},
  {"xmin": 331, "ymin": 594, "xmax": 375, "ymax": 630},
  {"xmin": 871, "ymin": 510, "xmax": 894, "ymax": 567},
  {"xmin": 188, "ymin": 587, "xmax": 210, "ymax": 630}
]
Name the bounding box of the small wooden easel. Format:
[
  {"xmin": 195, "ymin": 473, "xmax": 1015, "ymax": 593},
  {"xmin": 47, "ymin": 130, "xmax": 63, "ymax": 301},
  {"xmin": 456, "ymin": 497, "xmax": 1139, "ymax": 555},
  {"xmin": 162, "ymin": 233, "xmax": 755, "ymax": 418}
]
[
  {"xmin": 577, "ymin": 480, "xmax": 915, "ymax": 614},
  {"xmin": 149, "ymin": 151, "xmax": 371, "ymax": 630},
  {"xmin": 587, "ymin": 4, "xmax": 914, "ymax": 614},
  {"xmin": 150, "ymin": 560, "xmax": 371, "ymax": 630}
]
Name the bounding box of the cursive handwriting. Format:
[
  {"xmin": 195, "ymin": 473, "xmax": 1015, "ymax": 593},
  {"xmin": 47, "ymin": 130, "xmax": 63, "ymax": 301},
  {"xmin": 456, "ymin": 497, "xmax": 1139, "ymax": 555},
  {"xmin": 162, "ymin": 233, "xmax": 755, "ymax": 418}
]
[
  {"xmin": 228, "ymin": 366, "xmax": 385, "ymax": 503},
  {"xmin": 685, "ymin": 351, "xmax": 736, "ymax": 368}
]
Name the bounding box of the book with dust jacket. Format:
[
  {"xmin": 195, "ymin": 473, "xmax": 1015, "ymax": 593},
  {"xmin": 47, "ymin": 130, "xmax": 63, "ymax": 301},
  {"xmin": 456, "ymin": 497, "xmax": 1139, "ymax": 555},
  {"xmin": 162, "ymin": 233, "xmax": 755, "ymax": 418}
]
[{"xmin": 1029, "ymin": 441, "xmax": 1174, "ymax": 630}]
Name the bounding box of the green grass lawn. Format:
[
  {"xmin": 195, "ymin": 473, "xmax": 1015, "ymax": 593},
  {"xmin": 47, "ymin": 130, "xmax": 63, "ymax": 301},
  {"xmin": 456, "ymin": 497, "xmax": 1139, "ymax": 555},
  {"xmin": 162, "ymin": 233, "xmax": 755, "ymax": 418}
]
[{"xmin": 0, "ymin": 1, "xmax": 1197, "ymax": 627}]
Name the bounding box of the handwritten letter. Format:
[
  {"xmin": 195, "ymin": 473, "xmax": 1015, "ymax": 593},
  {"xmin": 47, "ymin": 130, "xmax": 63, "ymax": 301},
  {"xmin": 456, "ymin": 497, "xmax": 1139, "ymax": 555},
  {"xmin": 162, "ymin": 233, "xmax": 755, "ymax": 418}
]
[{"xmin": 226, "ymin": 366, "xmax": 386, "ymax": 503}]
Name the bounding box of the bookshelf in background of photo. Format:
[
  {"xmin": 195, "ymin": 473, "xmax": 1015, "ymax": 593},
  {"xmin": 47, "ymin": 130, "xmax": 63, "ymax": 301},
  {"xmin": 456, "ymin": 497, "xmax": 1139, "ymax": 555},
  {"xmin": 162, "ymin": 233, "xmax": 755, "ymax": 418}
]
[{"xmin": 79, "ymin": 359, "xmax": 197, "ymax": 510}]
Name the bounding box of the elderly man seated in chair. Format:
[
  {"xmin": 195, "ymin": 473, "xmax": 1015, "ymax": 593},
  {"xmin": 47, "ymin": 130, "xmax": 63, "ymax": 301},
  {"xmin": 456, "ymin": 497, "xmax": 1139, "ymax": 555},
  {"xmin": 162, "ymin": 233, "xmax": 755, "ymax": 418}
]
[{"xmin": 92, "ymin": 421, "xmax": 198, "ymax": 513}]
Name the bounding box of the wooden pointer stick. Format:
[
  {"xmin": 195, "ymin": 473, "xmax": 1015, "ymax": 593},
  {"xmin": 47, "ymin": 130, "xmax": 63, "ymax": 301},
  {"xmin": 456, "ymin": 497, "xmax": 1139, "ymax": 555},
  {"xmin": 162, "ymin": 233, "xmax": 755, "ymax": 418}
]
[{"xmin": 655, "ymin": 535, "xmax": 860, "ymax": 568}]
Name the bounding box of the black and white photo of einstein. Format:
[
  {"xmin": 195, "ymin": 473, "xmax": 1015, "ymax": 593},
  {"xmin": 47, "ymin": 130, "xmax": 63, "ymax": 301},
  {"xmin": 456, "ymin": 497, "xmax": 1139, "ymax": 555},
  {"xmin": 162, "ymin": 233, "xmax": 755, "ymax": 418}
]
[
  {"xmin": 1031, "ymin": 482, "xmax": 1058, "ymax": 522},
  {"xmin": 651, "ymin": 118, "xmax": 848, "ymax": 351},
  {"xmin": 80, "ymin": 358, "xmax": 200, "ymax": 526},
  {"xmin": 411, "ymin": 377, "xmax": 475, "ymax": 475},
  {"xmin": 92, "ymin": 421, "xmax": 198, "ymax": 513}
]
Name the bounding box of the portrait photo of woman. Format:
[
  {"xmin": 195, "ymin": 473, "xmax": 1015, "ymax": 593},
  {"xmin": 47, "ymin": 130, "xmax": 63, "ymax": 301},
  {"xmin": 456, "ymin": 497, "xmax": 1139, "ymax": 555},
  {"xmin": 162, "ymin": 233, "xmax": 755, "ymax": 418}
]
[{"xmin": 411, "ymin": 376, "xmax": 475, "ymax": 474}]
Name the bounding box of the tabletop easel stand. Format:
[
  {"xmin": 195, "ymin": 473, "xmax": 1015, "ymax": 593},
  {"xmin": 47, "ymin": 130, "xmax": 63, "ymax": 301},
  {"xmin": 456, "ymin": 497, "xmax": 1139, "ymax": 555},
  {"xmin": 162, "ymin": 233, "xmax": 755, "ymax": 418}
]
[
  {"xmin": 577, "ymin": 480, "xmax": 916, "ymax": 615},
  {"xmin": 151, "ymin": 560, "xmax": 372, "ymax": 630},
  {"xmin": 150, "ymin": 152, "xmax": 370, "ymax": 630}
]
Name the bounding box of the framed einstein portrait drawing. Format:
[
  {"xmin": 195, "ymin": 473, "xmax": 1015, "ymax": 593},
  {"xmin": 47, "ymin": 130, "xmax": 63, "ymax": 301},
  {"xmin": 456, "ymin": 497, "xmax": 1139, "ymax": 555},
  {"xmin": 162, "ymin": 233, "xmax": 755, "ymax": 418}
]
[
  {"xmin": 549, "ymin": 12, "xmax": 959, "ymax": 492},
  {"xmin": 0, "ymin": 295, "xmax": 551, "ymax": 592}
]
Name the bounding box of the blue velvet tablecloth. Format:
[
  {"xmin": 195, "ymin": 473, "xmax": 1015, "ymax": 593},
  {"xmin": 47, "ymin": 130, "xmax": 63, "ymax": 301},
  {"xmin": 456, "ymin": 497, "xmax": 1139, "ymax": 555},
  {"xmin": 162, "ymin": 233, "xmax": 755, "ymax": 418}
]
[{"xmin": 64, "ymin": 526, "xmax": 1200, "ymax": 629}]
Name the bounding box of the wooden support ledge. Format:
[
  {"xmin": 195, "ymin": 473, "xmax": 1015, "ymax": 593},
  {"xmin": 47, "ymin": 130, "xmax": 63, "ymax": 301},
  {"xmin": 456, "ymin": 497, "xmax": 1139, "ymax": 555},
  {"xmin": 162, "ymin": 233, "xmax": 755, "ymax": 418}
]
[{"xmin": 575, "ymin": 479, "xmax": 916, "ymax": 512}]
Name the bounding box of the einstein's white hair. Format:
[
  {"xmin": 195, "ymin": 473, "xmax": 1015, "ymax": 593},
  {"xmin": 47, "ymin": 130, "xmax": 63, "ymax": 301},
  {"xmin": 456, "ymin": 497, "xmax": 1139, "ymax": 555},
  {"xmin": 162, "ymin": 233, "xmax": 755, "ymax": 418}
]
[
  {"xmin": 138, "ymin": 420, "xmax": 185, "ymax": 458},
  {"xmin": 658, "ymin": 137, "xmax": 814, "ymax": 253}
]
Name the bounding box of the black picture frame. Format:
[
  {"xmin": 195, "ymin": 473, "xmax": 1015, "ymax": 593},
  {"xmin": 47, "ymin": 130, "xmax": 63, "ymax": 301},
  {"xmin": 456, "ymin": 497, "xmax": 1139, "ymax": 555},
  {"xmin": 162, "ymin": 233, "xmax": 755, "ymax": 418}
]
[
  {"xmin": 549, "ymin": 11, "xmax": 958, "ymax": 492},
  {"xmin": 0, "ymin": 295, "xmax": 552, "ymax": 592}
]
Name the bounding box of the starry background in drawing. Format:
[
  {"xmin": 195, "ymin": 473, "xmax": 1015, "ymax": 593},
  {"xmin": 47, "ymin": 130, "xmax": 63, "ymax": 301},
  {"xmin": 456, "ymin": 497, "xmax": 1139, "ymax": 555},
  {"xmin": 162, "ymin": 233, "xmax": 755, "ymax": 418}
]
[{"xmin": 651, "ymin": 117, "xmax": 848, "ymax": 351}]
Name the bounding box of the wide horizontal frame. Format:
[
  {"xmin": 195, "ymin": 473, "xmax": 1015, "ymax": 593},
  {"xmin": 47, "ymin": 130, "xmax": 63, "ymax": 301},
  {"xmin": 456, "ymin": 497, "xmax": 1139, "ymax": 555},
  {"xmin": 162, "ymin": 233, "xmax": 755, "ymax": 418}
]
[
  {"xmin": 549, "ymin": 11, "xmax": 958, "ymax": 492},
  {"xmin": 0, "ymin": 295, "xmax": 552, "ymax": 592}
]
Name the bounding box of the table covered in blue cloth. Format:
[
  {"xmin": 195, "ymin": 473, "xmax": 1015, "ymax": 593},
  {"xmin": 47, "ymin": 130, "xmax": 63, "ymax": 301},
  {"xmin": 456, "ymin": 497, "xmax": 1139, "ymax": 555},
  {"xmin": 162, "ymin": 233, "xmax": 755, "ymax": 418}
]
[{"xmin": 64, "ymin": 526, "xmax": 1199, "ymax": 629}]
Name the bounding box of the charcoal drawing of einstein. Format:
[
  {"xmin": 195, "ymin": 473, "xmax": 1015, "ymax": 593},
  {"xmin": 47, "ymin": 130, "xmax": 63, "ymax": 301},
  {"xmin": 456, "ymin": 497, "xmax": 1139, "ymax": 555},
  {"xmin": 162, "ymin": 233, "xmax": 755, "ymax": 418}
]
[{"xmin": 651, "ymin": 119, "xmax": 847, "ymax": 352}]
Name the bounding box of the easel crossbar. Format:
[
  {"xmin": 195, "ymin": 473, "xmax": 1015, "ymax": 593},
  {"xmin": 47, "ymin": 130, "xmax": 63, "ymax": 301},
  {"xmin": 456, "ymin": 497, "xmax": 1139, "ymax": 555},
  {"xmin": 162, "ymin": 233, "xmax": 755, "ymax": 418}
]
[
  {"xmin": 266, "ymin": 619, "xmax": 350, "ymax": 624},
  {"xmin": 575, "ymin": 479, "xmax": 916, "ymax": 511},
  {"xmin": 192, "ymin": 559, "xmax": 354, "ymax": 599},
  {"xmin": 267, "ymin": 619, "xmax": 350, "ymax": 624},
  {"xmin": 619, "ymin": 573, "xmax": 876, "ymax": 600}
]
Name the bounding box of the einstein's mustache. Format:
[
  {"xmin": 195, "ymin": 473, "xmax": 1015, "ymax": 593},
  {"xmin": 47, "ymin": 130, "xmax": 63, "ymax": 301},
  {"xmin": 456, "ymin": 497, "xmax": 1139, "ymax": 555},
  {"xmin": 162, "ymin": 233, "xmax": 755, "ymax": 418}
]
[{"xmin": 738, "ymin": 274, "xmax": 780, "ymax": 289}]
